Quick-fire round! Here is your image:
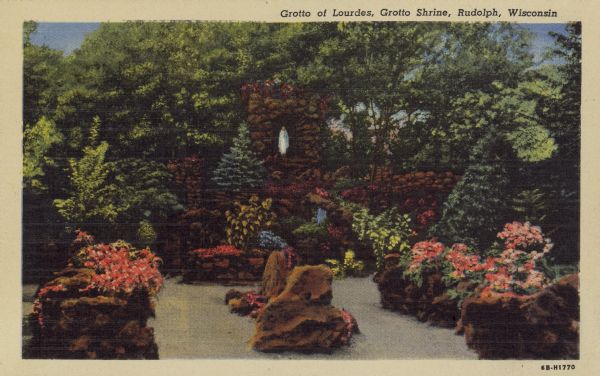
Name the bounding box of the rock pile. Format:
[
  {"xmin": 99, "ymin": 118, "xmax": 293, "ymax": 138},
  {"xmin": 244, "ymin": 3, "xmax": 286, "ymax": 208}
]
[
  {"xmin": 167, "ymin": 156, "xmax": 206, "ymax": 209},
  {"xmin": 371, "ymin": 169, "xmax": 460, "ymax": 194},
  {"xmin": 460, "ymin": 274, "xmax": 579, "ymax": 359},
  {"xmin": 184, "ymin": 248, "xmax": 268, "ymax": 284},
  {"xmin": 377, "ymin": 265, "xmax": 462, "ymax": 328}
]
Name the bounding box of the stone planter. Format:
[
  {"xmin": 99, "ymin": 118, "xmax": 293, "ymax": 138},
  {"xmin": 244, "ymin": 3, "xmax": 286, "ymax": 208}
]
[
  {"xmin": 377, "ymin": 265, "xmax": 460, "ymax": 328},
  {"xmin": 27, "ymin": 268, "xmax": 158, "ymax": 359},
  {"xmin": 459, "ymin": 274, "xmax": 579, "ymax": 359},
  {"xmin": 184, "ymin": 248, "xmax": 269, "ymax": 284}
]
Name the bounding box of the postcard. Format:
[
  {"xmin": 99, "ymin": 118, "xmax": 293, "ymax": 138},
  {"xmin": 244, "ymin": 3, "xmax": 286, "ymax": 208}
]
[{"xmin": 1, "ymin": 0, "xmax": 599, "ymax": 375}]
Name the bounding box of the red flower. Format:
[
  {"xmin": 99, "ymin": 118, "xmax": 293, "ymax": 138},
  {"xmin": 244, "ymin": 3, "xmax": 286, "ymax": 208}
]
[
  {"xmin": 191, "ymin": 245, "xmax": 243, "ymax": 259},
  {"xmin": 315, "ymin": 187, "xmax": 330, "ymax": 199}
]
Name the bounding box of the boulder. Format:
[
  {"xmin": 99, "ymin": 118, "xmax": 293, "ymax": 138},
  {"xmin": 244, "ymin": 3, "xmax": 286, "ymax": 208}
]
[
  {"xmin": 251, "ymin": 265, "xmax": 353, "ymax": 353},
  {"xmin": 460, "ymin": 274, "xmax": 579, "ymax": 359},
  {"xmin": 260, "ymin": 251, "xmax": 290, "ymax": 299}
]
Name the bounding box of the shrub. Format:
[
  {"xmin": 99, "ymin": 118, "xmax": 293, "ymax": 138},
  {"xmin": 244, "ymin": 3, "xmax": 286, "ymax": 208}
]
[
  {"xmin": 405, "ymin": 221, "xmax": 554, "ymax": 302},
  {"xmin": 326, "ymin": 250, "xmax": 365, "ymax": 279},
  {"xmin": 137, "ymin": 219, "xmax": 157, "ymax": 246},
  {"xmin": 352, "ymin": 207, "xmax": 413, "ymax": 270},
  {"xmin": 276, "ymin": 215, "xmax": 306, "ymax": 241},
  {"xmin": 256, "ymin": 230, "xmax": 288, "ymax": 250},
  {"xmin": 225, "ymin": 195, "xmax": 276, "ymax": 249},
  {"xmin": 69, "ymin": 234, "xmax": 163, "ymax": 296},
  {"xmin": 292, "ymin": 222, "xmax": 328, "ymax": 241}
]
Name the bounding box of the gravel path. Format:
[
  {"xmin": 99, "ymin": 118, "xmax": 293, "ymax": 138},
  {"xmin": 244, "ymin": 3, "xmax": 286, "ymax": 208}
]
[{"xmin": 151, "ymin": 276, "xmax": 477, "ymax": 359}]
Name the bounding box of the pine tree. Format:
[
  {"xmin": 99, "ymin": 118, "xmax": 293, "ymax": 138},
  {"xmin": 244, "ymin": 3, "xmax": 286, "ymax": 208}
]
[
  {"xmin": 429, "ymin": 129, "xmax": 511, "ymax": 250},
  {"xmin": 212, "ymin": 123, "xmax": 266, "ymax": 192}
]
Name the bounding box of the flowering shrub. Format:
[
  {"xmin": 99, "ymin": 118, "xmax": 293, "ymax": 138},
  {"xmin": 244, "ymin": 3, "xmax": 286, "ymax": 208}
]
[
  {"xmin": 326, "ymin": 250, "xmax": 365, "ymax": 279},
  {"xmin": 76, "ymin": 241, "xmax": 163, "ymax": 295},
  {"xmin": 407, "ymin": 240, "xmax": 445, "ymax": 273},
  {"xmin": 264, "ymin": 182, "xmax": 315, "ymax": 200},
  {"xmin": 496, "ymin": 221, "xmax": 553, "ymax": 254},
  {"xmin": 327, "ymin": 224, "xmax": 348, "ymax": 242},
  {"xmin": 444, "ymin": 243, "xmax": 485, "ymax": 279},
  {"xmin": 403, "ymin": 221, "xmax": 553, "ymax": 300},
  {"xmin": 32, "ymin": 284, "xmax": 67, "ymax": 328},
  {"xmin": 256, "ymin": 230, "xmax": 288, "ymax": 250},
  {"xmin": 190, "ymin": 245, "xmax": 243, "ymax": 259},
  {"xmin": 416, "ymin": 209, "xmax": 437, "ymax": 226}
]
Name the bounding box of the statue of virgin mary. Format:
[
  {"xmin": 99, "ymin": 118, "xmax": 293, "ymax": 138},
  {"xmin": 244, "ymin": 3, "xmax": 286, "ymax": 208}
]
[{"xmin": 278, "ymin": 126, "xmax": 289, "ymax": 156}]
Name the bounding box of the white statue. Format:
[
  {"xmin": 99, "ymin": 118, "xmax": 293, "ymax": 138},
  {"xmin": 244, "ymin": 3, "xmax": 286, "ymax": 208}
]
[{"xmin": 278, "ymin": 126, "xmax": 289, "ymax": 156}]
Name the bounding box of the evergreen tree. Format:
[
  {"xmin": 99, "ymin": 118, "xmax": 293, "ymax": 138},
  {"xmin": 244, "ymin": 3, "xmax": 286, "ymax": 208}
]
[
  {"xmin": 429, "ymin": 129, "xmax": 511, "ymax": 250},
  {"xmin": 211, "ymin": 123, "xmax": 266, "ymax": 193}
]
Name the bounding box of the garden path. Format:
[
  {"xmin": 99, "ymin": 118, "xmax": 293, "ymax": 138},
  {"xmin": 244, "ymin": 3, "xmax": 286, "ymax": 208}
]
[{"xmin": 150, "ymin": 276, "xmax": 478, "ymax": 359}]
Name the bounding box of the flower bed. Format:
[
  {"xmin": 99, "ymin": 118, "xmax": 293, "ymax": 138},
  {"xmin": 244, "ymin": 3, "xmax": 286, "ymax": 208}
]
[
  {"xmin": 27, "ymin": 232, "xmax": 162, "ymax": 359},
  {"xmin": 377, "ymin": 221, "xmax": 579, "ymax": 359},
  {"xmin": 184, "ymin": 245, "xmax": 269, "ymax": 283}
]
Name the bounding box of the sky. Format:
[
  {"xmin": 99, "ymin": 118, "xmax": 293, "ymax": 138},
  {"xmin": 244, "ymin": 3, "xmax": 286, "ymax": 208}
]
[{"xmin": 29, "ymin": 22, "xmax": 568, "ymax": 63}]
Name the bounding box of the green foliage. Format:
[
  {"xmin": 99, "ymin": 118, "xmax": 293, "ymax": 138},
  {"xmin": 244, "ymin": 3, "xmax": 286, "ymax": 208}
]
[
  {"xmin": 112, "ymin": 158, "xmax": 182, "ymax": 224},
  {"xmin": 23, "ymin": 23, "xmax": 66, "ymax": 127},
  {"xmin": 512, "ymin": 189, "xmax": 548, "ymax": 224},
  {"xmin": 538, "ymin": 258, "xmax": 579, "ymax": 283},
  {"xmin": 352, "ymin": 207, "xmax": 413, "ymax": 270},
  {"xmin": 325, "ymin": 250, "xmax": 364, "ymax": 279},
  {"xmin": 212, "ymin": 123, "xmax": 266, "ymax": 193},
  {"xmin": 23, "ymin": 117, "xmax": 64, "ymax": 193},
  {"xmin": 506, "ymin": 124, "xmax": 557, "ymax": 162},
  {"xmin": 53, "ymin": 142, "xmax": 120, "ymax": 226},
  {"xmin": 225, "ymin": 195, "xmax": 276, "ymax": 249},
  {"xmin": 275, "ymin": 215, "xmax": 306, "ymax": 242},
  {"xmin": 292, "ymin": 222, "xmax": 328, "ymax": 241},
  {"xmin": 430, "ymin": 162, "xmax": 510, "ymax": 250},
  {"xmin": 53, "ymin": 142, "xmax": 181, "ymax": 239},
  {"xmin": 137, "ymin": 220, "xmax": 157, "ymax": 246}
]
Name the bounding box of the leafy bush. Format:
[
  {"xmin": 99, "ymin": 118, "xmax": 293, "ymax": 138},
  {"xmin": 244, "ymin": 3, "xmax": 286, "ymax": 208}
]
[
  {"xmin": 23, "ymin": 116, "xmax": 63, "ymax": 193},
  {"xmin": 326, "ymin": 250, "xmax": 365, "ymax": 279},
  {"xmin": 256, "ymin": 230, "xmax": 288, "ymax": 250},
  {"xmin": 276, "ymin": 216, "xmax": 306, "ymax": 241},
  {"xmin": 53, "ymin": 143, "xmax": 181, "ymax": 240},
  {"xmin": 511, "ymin": 189, "xmax": 548, "ymax": 226},
  {"xmin": 404, "ymin": 221, "xmax": 554, "ymax": 301},
  {"xmin": 352, "ymin": 207, "xmax": 413, "ymax": 269},
  {"xmin": 137, "ymin": 219, "xmax": 157, "ymax": 246},
  {"xmin": 292, "ymin": 222, "xmax": 328, "ymax": 241},
  {"xmin": 225, "ymin": 195, "xmax": 276, "ymax": 249}
]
